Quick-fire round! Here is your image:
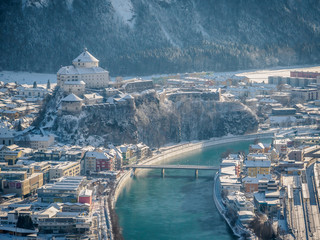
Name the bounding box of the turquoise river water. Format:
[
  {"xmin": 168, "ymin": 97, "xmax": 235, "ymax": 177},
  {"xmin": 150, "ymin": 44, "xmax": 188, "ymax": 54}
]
[{"xmin": 116, "ymin": 140, "xmax": 269, "ymax": 240}]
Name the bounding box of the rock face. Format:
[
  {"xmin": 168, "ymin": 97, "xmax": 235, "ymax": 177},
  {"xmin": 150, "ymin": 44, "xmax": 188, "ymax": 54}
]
[
  {"xmin": 50, "ymin": 91, "xmax": 258, "ymax": 147},
  {"xmin": 1, "ymin": 0, "xmax": 320, "ymax": 76}
]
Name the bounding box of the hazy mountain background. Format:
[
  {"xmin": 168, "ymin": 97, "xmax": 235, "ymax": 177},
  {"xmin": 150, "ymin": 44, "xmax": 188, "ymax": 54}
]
[{"xmin": 1, "ymin": 0, "xmax": 320, "ymax": 76}]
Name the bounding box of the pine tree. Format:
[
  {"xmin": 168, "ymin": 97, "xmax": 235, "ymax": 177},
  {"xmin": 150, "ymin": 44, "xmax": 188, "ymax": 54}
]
[
  {"xmin": 47, "ymin": 79, "xmax": 51, "ymax": 89},
  {"xmin": 16, "ymin": 215, "xmax": 34, "ymax": 230},
  {"xmin": 17, "ymin": 120, "xmax": 22, "ymax": 131}
]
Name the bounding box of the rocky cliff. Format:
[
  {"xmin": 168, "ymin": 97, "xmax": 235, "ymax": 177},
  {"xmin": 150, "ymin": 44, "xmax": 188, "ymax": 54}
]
[
  {"xmin": 1, "ymin": 0, "xmax": 320, "ymax": 76},
  {"xmin": 49, "ymin": 91, "xmax": 258, "ymax": 147}
]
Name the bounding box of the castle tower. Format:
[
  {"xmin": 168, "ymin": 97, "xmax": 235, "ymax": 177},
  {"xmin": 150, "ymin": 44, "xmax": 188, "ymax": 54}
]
[
  {"xmin": 60, "ymin": 93, "xmax": 83, "ymax": 114},
  {"xmin": 72, "ymin": 48, "xmax": 99, "ymax": 68},
  {"xmin": 57, "ymin": 48, "xmax": 110, "ymax": 89}
]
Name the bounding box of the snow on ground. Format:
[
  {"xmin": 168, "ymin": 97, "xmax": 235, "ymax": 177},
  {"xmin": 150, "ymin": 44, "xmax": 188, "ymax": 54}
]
[
  {"xmin": 0, "ymin": 71, "xmax": 56, "ymax": 85},
  {"xmin": 66, "ymin": 0, "xmax": 74, "ymax": 11},
  {"xmin": 22, "ymin": 0, "xmax": 49, "ymax": 9},
  {"xmin": 236, "ymin": 65, "xmax": 320, "ymax": 83},
  {"xmin": 110, "ymin": 0, "xmax": 135, "ymax": 28},
  {"xmin": 1, "ymin": 64, "xmax": 320, "ymax": 87},
  {"xmin": 120, "ymin": 64, "xmax": 320, "ymax": 84}
]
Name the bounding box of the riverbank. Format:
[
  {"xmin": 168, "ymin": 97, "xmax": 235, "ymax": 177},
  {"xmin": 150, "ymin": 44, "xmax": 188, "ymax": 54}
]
[
  {"xmin": 109, "ymin": 131, "xmax": 275, "ymax": 240},
  {"xmin": 213, "ymin": 172, "xmax": 240, "ymax": 238},
  {"xmin": 112, "ymin": 131, "xmax": 276, "ymax": 208},
  {"xmin": 213, "ymin": 172, "xmax": 253, "ymax": 239}
]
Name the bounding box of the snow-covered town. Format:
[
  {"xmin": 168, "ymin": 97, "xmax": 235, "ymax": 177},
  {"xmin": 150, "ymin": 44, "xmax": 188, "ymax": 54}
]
[
  {"xmin": 1, "ymin": 47, "xmax": 320, "ymax": 240},
  {"xmin": 3, "ymin": 1, "xmax": 320, "ymax": 239},
  {"xmin": 215, "ymin": 133, "xmax": 320, "ymax": 239}
]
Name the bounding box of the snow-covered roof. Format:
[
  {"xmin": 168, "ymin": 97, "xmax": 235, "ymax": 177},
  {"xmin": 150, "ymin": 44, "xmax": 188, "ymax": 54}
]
[
  {"xmin": 62, "ymin": 93, "xmax": 82, "ymax": 102},
  {"xmin": 245, "ymin": 160, "xmax": 271, "ymax": 168},
  {"xmin": 28, "ymin": 134, "xmax": 54, "ymax": 142},
  {"xmin": 84, "ymin": 93, "xmax": 103, "ymax": 100},
  {"xmin": 79, "ymin": 188, "xmax": 92, "ymax": 197},
  {"xmin": 242, "ymin": 174, "xmax": 271, "ymax": 183},
  {"xmin": 259, "ymin": 98, "xmax": 277, "ymax": 103},
  {"xmin": 56, "ymin": 212, "xmax": 80, "ymax": 217},
  {"xmin": 123, "ymin": 94, "xmax": 134, "ymax": 100},
  {"xmin": 73, "ymin": 50, "xmax": 99, "ymax": 63},
  {"xmin": 250, "ymin": 142, "xmax": 265, "ymax": 150},
  {"xmin": 0, "ymin": 125, "xmax": 15, "ymax": 138},
  {"xmin": 17, "ymin": 86, "xmax": 47, "ymax": 91},
  {"xmin": 38, "ymin": 206, "xmax": 60, "ymax": 218},
  {"xmin": 57, "ymin": 65, "xmax": 107, "ymax": 75},
  {"xmin": 86, "ymin": 151, "xmax": 110, "ymax": 159}
]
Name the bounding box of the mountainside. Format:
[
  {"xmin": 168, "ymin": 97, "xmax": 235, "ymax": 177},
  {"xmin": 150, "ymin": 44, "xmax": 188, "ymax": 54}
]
[
  {"xmin": 1, "ymin": 0, "xmax": 320, "ymax": 76},
  {"xmin": 43, "ymin": 90, "xmax": 258, "ymax": 147}
]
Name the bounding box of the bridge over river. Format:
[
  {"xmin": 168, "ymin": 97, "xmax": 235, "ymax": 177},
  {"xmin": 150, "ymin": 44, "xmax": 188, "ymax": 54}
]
[{"xmin": 127, "ymin": 164, "xmax": 219, "ymax": 178}]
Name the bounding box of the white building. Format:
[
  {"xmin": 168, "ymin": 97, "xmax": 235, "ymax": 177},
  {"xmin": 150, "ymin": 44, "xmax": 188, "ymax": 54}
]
[
  {"xmin": 62, "ymin": 80, "xmax": 86, "ymax": 96},
  {"xmin": 83, "ymin": 93, "xmax": 103, "ymax": 105},
  {"xmin": 60, "ymin": 93, "xmax": 83, "ymax": 114},
  {"xmin": 57, "ymin": 49, "xmax": 110, "ymax": 89},
  {"xmin": 273, "ymin": 138, "xmax": 290, "ymax": 154},
  {"xmin": 0, "ymin": 125, "xmax": 15, "ymax": 146},
  {"xmin": 49, "ymin": 161, "xmax": 81, "ymax": 180},
  {"xmin": 17, "ymin": 85, "xmax": 49, "ymax": 99},
  {"xmin": 28, "ymin": 134, "xmax": 55, "ymax": 150}
]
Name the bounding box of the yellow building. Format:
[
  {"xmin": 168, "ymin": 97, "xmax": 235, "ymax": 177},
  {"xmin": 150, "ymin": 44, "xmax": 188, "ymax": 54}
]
[
  {"xmin": 246, "ymin": 161, "xmax": 271, "ymax": 177},
  {"xmin": 0, "ymin": 170, "xmax": 43, "ymax": 197},
  {"xmin": 4, "ymin": 149, "xmax": 23, "ymax": 165}
]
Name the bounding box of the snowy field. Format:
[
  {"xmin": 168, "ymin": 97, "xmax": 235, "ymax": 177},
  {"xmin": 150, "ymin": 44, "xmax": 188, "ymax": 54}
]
[
  {"xmin": 1, "ymin": 64, "xmax": 320, "ymax": 86},
  {"xmin": 236, "ymin": 65, "xmax": 320, "ymax": 83},
  {"xmin": 0, "ymin": 71, "xmax": 56, "ymax": 85}
]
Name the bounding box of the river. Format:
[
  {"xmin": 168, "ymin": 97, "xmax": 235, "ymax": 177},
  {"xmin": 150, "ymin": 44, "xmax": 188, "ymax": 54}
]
[{"xmin": 115, "ymin": 140, "xmax": 270, "ymax": 240}]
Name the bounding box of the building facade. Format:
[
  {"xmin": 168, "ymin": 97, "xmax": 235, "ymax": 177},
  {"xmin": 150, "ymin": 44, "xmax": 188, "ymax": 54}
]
[
  {"xmin": 0, "ymin": 126, "xmax": 14, "ymax": 146},
  {"xmin": 27, "ymin": 134, "xmax": 55, "ymax": 150},
  {"xmin": 60, "ymin": 93, "xmax": 83, "ymax": 114},
  {"xmin": 0, "ymin": 170, "xmax": 43, "ymax": 197},
  {"xmin": 84, "ymin": 151, "xmax": 113, "ymax": 173},
  {"xmin": 57, "ymin": 49, "xmax": 109, "ymax": 89},
  {"xmin": 37, "ymin": 176, "xmax": 86, "ymax": 203},
  {"xmin": 49, "ymin": 162, "xmax": 81, "ymax": 180},
  {"xmin": 62, "ymin": 80, "xmax": 86, "ymax": 96}
]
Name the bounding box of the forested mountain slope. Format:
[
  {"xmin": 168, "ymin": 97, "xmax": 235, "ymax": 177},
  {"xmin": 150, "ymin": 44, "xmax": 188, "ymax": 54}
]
[{"xmin": 1, "ymin": 0, "xmax": 320, "ymax": 76}]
